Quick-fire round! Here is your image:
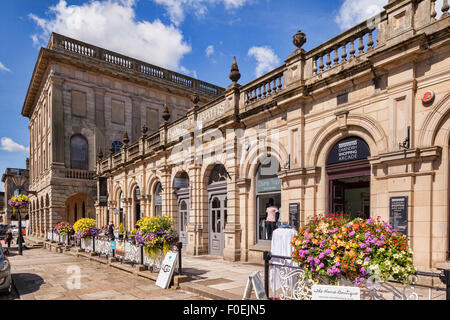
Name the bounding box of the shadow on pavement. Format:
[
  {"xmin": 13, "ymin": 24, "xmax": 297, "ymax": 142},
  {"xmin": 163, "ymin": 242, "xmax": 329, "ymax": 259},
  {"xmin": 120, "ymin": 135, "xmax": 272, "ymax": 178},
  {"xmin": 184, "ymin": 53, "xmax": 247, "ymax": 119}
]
[{"xmin": 12, "ymin": 273, "xmax": 45, "ymax": 296}]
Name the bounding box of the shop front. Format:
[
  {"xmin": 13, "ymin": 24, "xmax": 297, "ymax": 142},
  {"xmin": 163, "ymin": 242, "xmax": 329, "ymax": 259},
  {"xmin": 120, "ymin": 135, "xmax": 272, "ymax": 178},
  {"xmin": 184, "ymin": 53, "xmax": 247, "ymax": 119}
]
[{"xmin": 327, "ymin": 137, "xmax": 371, "ymax": 219}]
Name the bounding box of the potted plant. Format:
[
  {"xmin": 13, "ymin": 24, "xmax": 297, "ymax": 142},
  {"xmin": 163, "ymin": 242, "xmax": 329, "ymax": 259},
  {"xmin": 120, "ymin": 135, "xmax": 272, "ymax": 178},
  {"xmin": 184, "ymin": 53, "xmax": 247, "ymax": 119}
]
[
  {"xmin": 291, "ymin": 214, "xmax": 416, "ymax": 287},
  {"xmin": 134, "ymin": 215, "xmax": 178, "ymax": 269},
  {"xmin": 73, "ymin": 218, "xmax": 100, "ymax": 239}
]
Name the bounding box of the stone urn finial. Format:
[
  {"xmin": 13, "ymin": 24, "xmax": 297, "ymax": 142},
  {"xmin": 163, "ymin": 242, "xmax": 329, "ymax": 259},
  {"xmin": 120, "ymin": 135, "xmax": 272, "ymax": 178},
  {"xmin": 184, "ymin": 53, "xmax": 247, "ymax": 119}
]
[
  {"xmin": 97, "ymin": 148, "xmax": 104, "ymax": 160},
  {"xmin": 191, "ymin": 94, "xmax": 200, "ymax": 107},
  {"xmin": 293, "ymin": 30, "xmax": 307, "ymax": 50},
  {"xmin": 109, "ymin": 145, "xmax": 115, "ymax": 153},
  {"xmin": 141, "ymin": 124, "xmax": 148, "ymax": 136},
  {"xmin": 162, "ymin": 104, "xmax": 171, "ymax": 123},
  {"xmin": 122, "ymin": 131, "xmax": 130, "ymax": 145},
  {"xmin": 229, "ymin": 56, "xmax": 241, "ymax": 84}
]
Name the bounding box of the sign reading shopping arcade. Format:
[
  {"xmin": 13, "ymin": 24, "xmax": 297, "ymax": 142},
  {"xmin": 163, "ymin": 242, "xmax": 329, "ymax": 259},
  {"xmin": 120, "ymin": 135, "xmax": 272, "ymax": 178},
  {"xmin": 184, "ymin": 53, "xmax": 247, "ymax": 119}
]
[{"xmin": 327, "ymin": 137, "xmax": 371, "ymax": 165}]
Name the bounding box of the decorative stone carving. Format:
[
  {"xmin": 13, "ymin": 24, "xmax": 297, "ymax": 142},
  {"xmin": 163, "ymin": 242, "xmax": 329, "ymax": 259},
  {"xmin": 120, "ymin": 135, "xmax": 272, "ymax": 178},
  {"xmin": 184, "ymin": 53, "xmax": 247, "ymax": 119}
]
[
  {"xmin": 293, "ymin": 30, "xmax": 307, "ymax": 50},
  {"xmin": 122, "ymin": 131, "xmax": 130, "ymax": 145},
  {"xmin": 229, "ymin": 56, "xmax": 241, "ymax": 83},
  {"xmin": 162, "ymin": 104, "xmax": 171, "ymax": 123}
]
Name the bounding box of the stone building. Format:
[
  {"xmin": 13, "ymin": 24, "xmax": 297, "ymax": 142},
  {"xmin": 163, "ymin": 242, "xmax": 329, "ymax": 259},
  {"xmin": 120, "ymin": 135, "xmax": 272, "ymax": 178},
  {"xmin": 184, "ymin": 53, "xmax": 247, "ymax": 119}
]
[
  {"xmin": 1, "ymin": 163, "xmax": 30, "ymax": 224},
  {"xmin": 22, "ymin": 32, "xmax": 224, "ymax": 236},
  {"xmin": 94, "ymin": 0, "xmax": 450, "ymax": 269}
]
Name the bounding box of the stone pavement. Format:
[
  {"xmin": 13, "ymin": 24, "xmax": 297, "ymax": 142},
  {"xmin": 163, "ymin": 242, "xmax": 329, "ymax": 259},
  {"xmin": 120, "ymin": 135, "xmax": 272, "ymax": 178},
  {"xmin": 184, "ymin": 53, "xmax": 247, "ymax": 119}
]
[
  {"xmin": 0, "ymin": 245, "xmax": 208, "ymax": 300},
  {"xmin": 180, "ymin": 255, "xmax": 265, "ymax": 300}
]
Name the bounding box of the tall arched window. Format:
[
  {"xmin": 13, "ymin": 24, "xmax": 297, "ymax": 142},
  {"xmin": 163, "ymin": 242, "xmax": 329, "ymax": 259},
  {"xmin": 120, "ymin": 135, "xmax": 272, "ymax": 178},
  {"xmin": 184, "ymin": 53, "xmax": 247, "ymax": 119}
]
[
  {"xmin": 154, "ymin": 182, "xmax": 163, "ymax": 217},
  {"xmin": 70, "ymin": 135, "xmax": 89, "ymax": 170}
]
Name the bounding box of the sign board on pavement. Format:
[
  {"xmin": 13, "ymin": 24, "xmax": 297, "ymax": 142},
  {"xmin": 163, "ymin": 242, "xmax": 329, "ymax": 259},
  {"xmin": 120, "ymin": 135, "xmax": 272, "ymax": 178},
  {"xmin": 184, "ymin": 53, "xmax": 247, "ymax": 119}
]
[
  {"xmin": 156, "ymin": 251, "xmax": 179, "ymax": 289},
  {"xmin": 242, "ymin": 271, "xmax": 268, "ymax": 300}
]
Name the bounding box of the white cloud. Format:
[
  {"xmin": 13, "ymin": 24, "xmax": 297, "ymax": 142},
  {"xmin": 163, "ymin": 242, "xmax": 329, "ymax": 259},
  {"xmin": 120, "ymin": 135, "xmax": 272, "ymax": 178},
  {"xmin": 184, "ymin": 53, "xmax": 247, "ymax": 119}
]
[
  {"xmin": 248, "ymin": 46, "xmax": 280, "ymax": 78},
  {"xmin": 152, "ymin": 0, "xmax": 251, "ymax": 26},
  {"xmin": 0, "ymin": 138, "xmax": 29, "ymax": 153},
  {"xmin": 0, "ymin": 61, "xmax": 10, "ymax": 72},
  {"xmin": 335, "ymin": 0, "xmax": 387, "ymax": 31},
  {"xmin": 29, "ymin": 0, "xmax": 192, "ymax": 72},
  {"xmin": 205, "ymin": 45, "xmax": 215, "ymax": 57}
]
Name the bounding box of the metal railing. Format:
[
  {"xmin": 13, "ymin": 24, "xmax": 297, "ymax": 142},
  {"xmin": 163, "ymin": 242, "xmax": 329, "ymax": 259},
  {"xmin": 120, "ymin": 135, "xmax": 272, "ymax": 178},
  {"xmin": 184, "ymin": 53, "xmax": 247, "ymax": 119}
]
[
  {"xmin": 263, "ymin": 251, "xmax": 450, "ymax": 300},
  {"xmin": 46, "ymin": 230, "xmax": 183, "ymax": 276}
]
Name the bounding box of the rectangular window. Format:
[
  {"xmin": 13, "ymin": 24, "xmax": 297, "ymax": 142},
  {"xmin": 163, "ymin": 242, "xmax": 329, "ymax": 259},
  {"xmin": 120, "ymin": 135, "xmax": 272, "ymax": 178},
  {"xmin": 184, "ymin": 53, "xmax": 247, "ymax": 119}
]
[
  {"xmin": 71, "ymin": 90, "xmax": 87, "ymax": 117},
  {"xmin": 111, "ymin": 99, "xmax": 125, "ymax": 125},
  {"xmin": 147, "ymin": 108, "xmax": 159, "ymax": 132}
]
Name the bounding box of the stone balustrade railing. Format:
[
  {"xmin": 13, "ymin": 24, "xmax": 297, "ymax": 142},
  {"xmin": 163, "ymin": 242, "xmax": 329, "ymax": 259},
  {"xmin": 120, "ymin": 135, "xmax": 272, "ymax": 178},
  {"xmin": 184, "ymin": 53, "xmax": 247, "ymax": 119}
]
[
  {"xmin": 48, "ymin": 33, "xmax": 224, "ymax": 98},
  {"xmin": 53, "ymin": 168, "xmax": 95, "ymax": 180},
  {"xmin": 242, "ymin": 66, "xmax": 285, "ymax": 106},
  {"xmin": 307, "ymin": 15, "xmax": 385, "ymax": 77}
]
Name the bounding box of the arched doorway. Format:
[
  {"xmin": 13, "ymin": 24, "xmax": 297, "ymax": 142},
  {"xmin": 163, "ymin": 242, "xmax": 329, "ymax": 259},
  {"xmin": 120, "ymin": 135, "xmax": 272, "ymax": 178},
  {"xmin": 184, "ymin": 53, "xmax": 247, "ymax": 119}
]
[
  {"xmin": 207, "ymin": 164, "xmax": 228, "ymax": 256},
  {"xmin": 174, "ymin": 172, "xmax": 189, "ymax": 247},
  {"xmin": 154, "ymin": 182, "xmax": 163, "ymax": 217},
  {"xmin": 65, "ymin": 193, "xmax": 93, "ymax": 224},
  {"xmin": 256, "ymin": 156, "xmax": 281, "ymax": 244},
  {"xmin": 134, "ymin": 187, "xmax": 141, "ymax": 226},
  {"xmin": 327, "ymin": 136, "xmax": 371, "ymax": 219}
]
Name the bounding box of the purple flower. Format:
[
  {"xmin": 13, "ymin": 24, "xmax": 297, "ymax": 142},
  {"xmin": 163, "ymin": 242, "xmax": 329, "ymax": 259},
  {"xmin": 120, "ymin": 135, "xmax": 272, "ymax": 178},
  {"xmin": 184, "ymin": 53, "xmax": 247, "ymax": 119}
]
[
  {"xmin": 319, "ymin": 263, "xmax": 324, "ymax": 269},
  {"xmin": 314, "ymin": 258, "xmax": 320, "ymax": 265},
  {"xmin": 319, "ymin": 252, "xmax": 325, "ymax": 259},
  {"xmin": 325, "ymin": 249, "xmax": 332, "ymax": 256},
  {"xmin": 349, "ymin": 231, "xmax": 355, "ymax": 237},
  {"xmin": 360, "ymin": 243, "xmax": 366, "ymax": 249}
]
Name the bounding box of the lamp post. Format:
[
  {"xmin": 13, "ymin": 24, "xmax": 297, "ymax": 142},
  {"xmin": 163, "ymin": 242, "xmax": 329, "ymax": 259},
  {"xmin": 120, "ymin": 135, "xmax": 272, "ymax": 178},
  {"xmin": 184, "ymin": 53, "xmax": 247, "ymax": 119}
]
[{"xmin": 10, "ymin": 171, "xmax": 28, "ymax": 256}]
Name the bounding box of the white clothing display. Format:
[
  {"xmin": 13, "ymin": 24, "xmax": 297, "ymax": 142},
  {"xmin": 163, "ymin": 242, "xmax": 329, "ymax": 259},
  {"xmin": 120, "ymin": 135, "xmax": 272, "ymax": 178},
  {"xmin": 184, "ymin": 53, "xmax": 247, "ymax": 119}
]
[{"xmin": 269, "ymin": 228, "xmax": 298, "ymax": 293}]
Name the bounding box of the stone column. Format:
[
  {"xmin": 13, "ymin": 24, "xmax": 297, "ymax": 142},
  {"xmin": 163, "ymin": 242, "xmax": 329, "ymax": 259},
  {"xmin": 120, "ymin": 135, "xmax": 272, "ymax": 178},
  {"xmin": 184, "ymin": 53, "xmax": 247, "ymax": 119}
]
[{"xmin": 237, "ymin": 178, "xmax": 251, "ymax": 262}]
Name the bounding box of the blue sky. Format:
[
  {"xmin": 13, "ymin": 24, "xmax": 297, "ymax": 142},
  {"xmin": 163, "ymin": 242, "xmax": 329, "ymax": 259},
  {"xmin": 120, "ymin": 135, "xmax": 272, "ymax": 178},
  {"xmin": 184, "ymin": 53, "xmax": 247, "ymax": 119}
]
[{"xmin": 0, "ymin": 0, "xmax": 390, "ymax": 191}]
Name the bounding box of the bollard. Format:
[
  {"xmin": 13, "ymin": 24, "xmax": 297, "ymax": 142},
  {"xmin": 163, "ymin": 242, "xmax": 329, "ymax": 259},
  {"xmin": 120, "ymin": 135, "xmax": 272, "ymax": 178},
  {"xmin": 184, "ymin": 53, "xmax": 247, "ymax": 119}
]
[
  {"xmin": 176, "ymin": 242, "xmax": 183, "ymax": 275},
  {"xmin": 92, "ymin": 236, "xmax": 96, "ymax": 253},
  {"xmin": 263, "ymin": 251, "xmax": 271, "ymax": 299},
  {"xmin": 140, "ymin": 246, "xmax": 144, "ymax": 266}
]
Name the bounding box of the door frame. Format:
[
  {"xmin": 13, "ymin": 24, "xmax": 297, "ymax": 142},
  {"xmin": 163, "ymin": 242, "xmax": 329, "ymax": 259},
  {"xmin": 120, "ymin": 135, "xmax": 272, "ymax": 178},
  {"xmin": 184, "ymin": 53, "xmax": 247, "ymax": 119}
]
[
  {"xmin": 207, "ymin": 181, "xmax": 227, "ymax": 256},
  {"xmin": 176, "ymin": 188, "xmax": 189, "ymax": 247}
]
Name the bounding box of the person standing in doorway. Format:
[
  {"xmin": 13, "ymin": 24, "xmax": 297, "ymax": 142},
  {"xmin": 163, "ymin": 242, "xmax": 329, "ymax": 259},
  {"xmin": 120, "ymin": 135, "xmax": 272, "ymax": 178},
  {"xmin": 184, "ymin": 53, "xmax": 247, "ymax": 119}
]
[{"xmin": 265, "ymin": 199, "xmax": 279, "ymax": 240}]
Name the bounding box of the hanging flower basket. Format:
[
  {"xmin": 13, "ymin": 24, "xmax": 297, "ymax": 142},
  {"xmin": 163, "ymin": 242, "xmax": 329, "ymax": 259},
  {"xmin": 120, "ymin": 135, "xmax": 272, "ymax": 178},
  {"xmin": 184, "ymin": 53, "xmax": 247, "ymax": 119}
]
[
  {"xmin": 291, "ymin": 214, "xmax": 416, "ymax": 286},
  {"xmin": 8, "ymin": 194, "xmax": 30, "ymax": 213}
]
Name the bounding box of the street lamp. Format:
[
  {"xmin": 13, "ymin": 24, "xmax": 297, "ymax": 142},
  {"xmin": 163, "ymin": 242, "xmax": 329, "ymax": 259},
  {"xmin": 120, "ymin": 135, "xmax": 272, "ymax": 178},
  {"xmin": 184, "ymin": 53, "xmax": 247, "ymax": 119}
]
[{"xmin": 10, "ymin": 171, "xmax": 28, "ymax": 256}]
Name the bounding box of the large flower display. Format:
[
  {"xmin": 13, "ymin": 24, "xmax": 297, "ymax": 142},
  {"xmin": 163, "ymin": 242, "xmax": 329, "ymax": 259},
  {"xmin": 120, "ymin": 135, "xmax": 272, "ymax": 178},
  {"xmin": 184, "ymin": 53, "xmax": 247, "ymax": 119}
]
[
  {"xmin": 134, "ymin": 215, "xmax": 178, "ymax": 258},
  {"xmin": 73, "ymin": 218, "xmax": 100, "ymax": 239},
  {"xmin": 291, "ymin": 214, "xmax": 416, "ymax": 285},
  {"xmin": 55, "ymin": 221, "xmax": 74, "ymax": 237}
]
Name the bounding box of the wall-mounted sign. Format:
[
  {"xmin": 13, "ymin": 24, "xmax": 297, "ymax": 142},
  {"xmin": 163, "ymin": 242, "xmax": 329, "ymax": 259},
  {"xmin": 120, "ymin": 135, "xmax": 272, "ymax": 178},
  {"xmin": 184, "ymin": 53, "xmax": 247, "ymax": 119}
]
[
  {"xmin": 289, "ymin": 203, "xmax": 300, "ymax": 230},
  {"xmin": 257, "ymin": 177, "xmax": 282, "ymax": 193},
  {"xmin": 312, "ymin": 285, "xmax": 360, "ymax": 300},
  {"xmin": 97, "ymin": 177, "xmax": 108, "ymax": 207},
  {"xmin": 422, "ymin": 90, "xmax": 435, "ymax": 105},
  {"xmin": 327, "ymin": 137, "xmax": 371, "ymax": 165},
  {"xmin": 110, "ymin": 240, "xmax": 116, "ymax": 250},
  {"xmin": 156, "ymin": 251, "xmax": 179, "ymax": 289},
  {"xmin": 173, "ymin": 178, "xmax": 189, "ymax": 189},
  {"xmin": 390, "ymin": 196, "xmax": 408, "ymax": 236},
  {"xmin": 155, "ymin": 195, "xmax": 163, "ymax": 206}
]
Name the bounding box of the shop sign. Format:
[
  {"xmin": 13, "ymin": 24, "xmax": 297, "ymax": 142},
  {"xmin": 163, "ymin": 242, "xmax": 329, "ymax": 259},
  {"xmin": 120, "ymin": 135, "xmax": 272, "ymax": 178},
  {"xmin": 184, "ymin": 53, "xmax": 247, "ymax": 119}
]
[
  {"xmin": 327, "ymin": 137, "xmax": 371, "ymax": 165},
  {"xmin": 312, "ymin": 285, "xmax": 360, "ymax": 300},
  {"xmin": 115, "ymin": 240, "xmax": 125, "ymax": 257},
  {"xmin": 389, "ymin": 196, "xmax": 408, "ymax": 236},
  {"xmin": 289, "ymin": 203, "xmax": 300, "ymax": 230},
  {"xmin": 257, "ymin": 177, "xmax": 281, "ymax": 193},
  {"xmin": 156, "ymin": 251, "xmax": 179, "ymax": 289},
  {"xmin": 173, "ymin": 178, "xmax": 189, "ymax": 189}
]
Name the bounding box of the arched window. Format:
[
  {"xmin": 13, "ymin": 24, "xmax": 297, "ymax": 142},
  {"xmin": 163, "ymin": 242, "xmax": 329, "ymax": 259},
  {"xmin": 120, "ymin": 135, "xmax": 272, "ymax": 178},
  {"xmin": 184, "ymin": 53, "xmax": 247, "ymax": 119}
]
[
  {"xmin": 70, "ymin": 135, "xmax": 89, "ymax": 170},
  {"xmin": 256, "ymin": 156, "xmax": 281, "ymax": 243},
  {"xmin": 154, "ymin": 182, "xmax": 163, "ymax": 217},
  {"xmin": 208, "ymin": 164, "xmax": 228, "ymax": 185},
  {"xmin": 134, "ymin": 187, "xmax": 141, "ymax": 224}
]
